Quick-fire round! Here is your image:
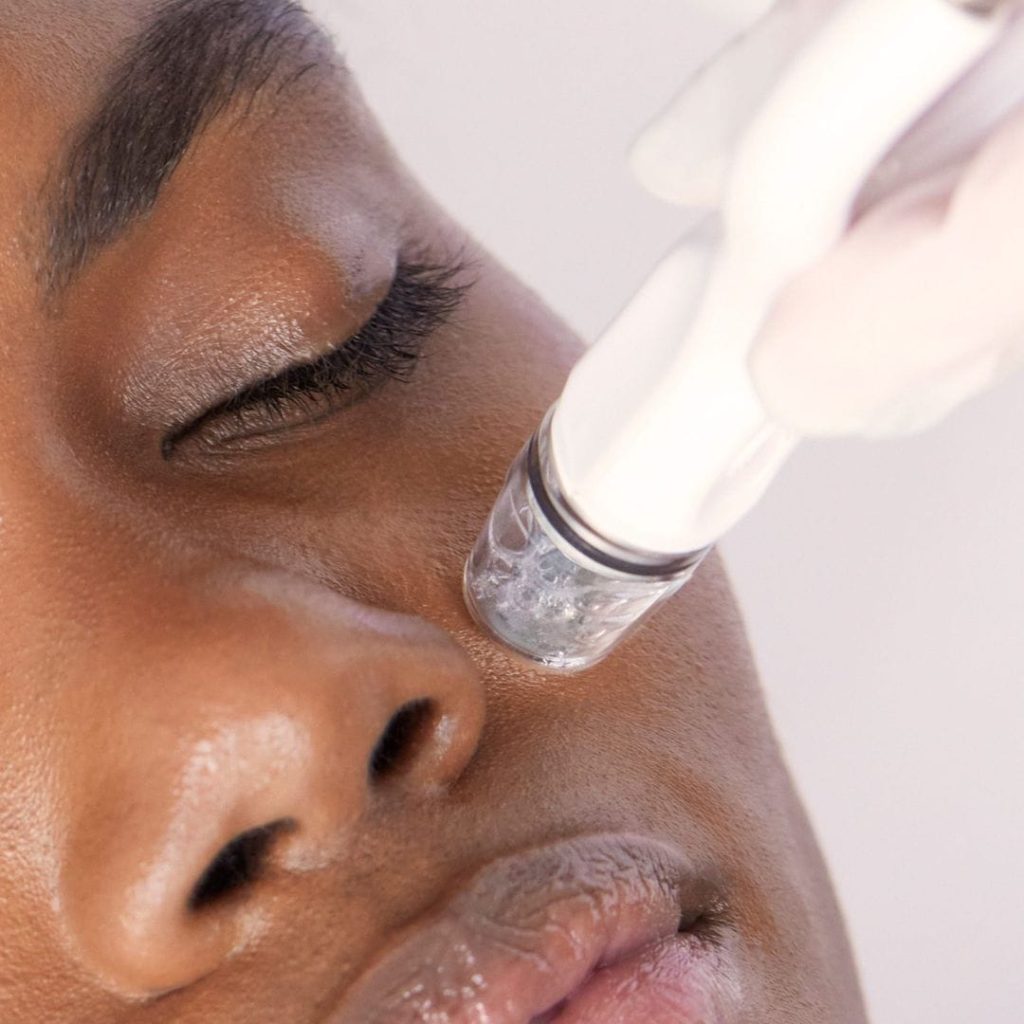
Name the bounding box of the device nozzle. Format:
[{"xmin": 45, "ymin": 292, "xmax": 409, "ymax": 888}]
[{"xmin": 463, "ymin": 407, "xmax": 708, "ymax": 671}]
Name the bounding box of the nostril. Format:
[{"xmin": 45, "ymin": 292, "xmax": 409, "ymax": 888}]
[
  {"xmin": 369, "ymin": 699, "xmax": 437, "ymax": 782},
  {"xmin": 188, "ymin": 820, "xmax": 294, "ymax": 912}
]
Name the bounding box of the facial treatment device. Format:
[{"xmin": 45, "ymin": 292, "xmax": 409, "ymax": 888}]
[{"xmin": 463, "ymin": 0, "xmax": 1013, "ymax": 670}]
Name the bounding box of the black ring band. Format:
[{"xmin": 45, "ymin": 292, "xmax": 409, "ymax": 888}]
[{"xmin": 526, "ymin": 429, "xmax": 707, "ymax": 580}]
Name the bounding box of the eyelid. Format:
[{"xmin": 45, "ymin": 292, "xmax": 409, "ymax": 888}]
[
  {"xmin": 163, "ymin": 251, "xmax": 472, "ymax": 457},
  {"xmin": 204, "ymin": 273, "xmax": 399, "ymax": 412},
  {"xmin": 159, "ymin": 285, "xmax": 390, "ymax": 458}
]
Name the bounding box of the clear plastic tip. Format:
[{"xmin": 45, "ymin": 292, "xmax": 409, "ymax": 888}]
[{"xmin": 463, "ymin": 406, "xmax": 709, "ymax": 671}]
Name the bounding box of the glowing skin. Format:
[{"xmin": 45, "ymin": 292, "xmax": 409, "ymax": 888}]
[{"xmin": 0, "ymin": 2, "xmax": 866, "ymax": 1021}]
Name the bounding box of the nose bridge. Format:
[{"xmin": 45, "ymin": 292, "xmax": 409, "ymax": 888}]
[
  {"xmin": 49, "ymin": 557, "xmax": 486, "ymax": 997},
  {"xmin": 0, "ymin": 460, "xmax": 171, "ymax": 668}
]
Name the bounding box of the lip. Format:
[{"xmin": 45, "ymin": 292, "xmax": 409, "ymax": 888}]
[{"xmin": 326, "ymin": 834, "xmax": 740, "ymax": 1024}]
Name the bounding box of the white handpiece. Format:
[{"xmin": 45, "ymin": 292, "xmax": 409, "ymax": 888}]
[{"xmin": 464, "ymin": 0, "xmax": 1011, "ymax": 671}]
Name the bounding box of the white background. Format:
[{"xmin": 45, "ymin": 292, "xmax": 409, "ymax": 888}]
[{"xmin": 307, "ymin": 2, "xmax": 1023, "ymax": 1020}]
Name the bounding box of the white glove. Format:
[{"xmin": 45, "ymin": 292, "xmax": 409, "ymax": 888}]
[{"xmin": 632, "ymin": 0, "xmax": 1024, "ymax": 437}]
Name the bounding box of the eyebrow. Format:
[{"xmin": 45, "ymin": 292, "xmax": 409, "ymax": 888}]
[{"xmin": 40, "ymin": 0, "xmax": 333, "ymax": 304}]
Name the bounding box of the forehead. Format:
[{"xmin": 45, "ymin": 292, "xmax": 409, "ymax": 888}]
[
  {"xmin": 0, "ymin": 0, "xmax": 322, "ymax": 86},
  {"xmin": 5, "ymin": 3, "xmax": 348, "ymax": 281}
]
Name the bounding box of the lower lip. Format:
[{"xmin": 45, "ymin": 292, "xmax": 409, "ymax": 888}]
[
  {"xmin": 534, "ymin": 932, "xmax": 732, "ymax": 1024},
  {"xmin": 330, "ymin": 835, "xmax": 739, "ymax": 1024}
]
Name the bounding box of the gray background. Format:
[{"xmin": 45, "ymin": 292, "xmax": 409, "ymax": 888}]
[{"xmin": 307, "ymin": 2, "xmax": 1023, "ymax": 1020}]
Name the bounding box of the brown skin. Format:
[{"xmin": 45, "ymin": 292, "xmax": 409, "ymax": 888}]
[{"xmin": 0, "ymin": 2, "xmax": 866, "ymax": 1021}]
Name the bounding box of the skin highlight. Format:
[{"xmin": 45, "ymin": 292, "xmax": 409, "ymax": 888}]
[{"xmin": 0, "ymin": 2, "xmax": 867, "ymax": 1021}]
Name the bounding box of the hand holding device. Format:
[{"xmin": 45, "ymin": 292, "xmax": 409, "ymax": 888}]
[{"xmin": 634, "ymin": 0, "xmax": 1024, "ymax": 436}]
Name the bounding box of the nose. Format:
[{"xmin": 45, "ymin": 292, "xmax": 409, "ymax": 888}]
[{"xmin": 58, "ymin": 569, "xmax": 485, "ymax": 997}]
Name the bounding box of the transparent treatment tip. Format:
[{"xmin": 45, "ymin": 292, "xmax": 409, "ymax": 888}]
[{"xmin": 463, "ymin": 407, "xmax": 709, "ymax": 671}]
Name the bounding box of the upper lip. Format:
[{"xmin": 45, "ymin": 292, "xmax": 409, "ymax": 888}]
[{"xmin": 325, "ymin": 833, "xmax": 725, "ymax": 1024}]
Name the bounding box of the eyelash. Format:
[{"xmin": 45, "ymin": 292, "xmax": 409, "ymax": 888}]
[{"xmin": 167, "ymin": 254, "xmax": 471, "ymax": 452}]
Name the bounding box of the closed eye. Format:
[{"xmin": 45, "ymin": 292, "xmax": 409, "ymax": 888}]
[{"xmin": 163, "ymin": 252, "xmax": 473, "ymax": 456}]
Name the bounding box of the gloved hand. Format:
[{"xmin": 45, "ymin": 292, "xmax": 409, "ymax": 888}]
[{"xmin": 631, "ymin": 0, "xmax": 1024, "ymax": 437}]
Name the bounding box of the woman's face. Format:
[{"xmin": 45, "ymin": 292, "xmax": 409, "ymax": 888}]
[{"xmin": 0, "ymin": 2, "xmax": 865, "ymax": 1021}]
